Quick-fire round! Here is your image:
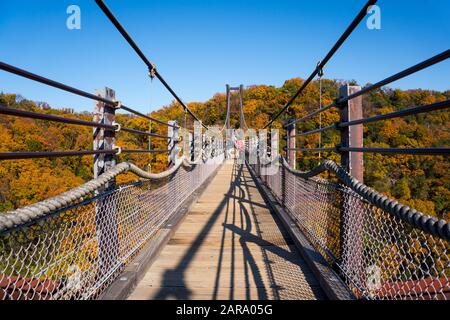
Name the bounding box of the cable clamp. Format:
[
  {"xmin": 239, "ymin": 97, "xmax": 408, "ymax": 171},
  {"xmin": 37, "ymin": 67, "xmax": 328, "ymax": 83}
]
[
  {"xmin": 114, "ymin": 100, "xmax": 122, "ymax": 109},
  {"xmin": 316, "ymin": 61, "xmax": 324, "ymax": 78},
  {"xmin": 113, "ymin": 145, "xmax": 122, "ymax": 155},
  {"xmin": 334, "ymin": 122, "xmax": 343, "ymax": 131},
  {"xmin": 112, "ymin": 121, "xmax": 121, "ymax": 132},
  {"xmin": 335, "ymin": 97, "xmax": 345, "ymax": 109},
  {"xmin": 149, "ymin": 63, "xmax": 157, "ymax": 80}
]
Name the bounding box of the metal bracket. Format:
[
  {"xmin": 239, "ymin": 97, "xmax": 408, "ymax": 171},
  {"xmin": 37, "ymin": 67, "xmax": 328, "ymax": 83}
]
[
  {"xmin": 149, "ymin": 63, "xmax": 157, "ymax": 80},
  {"xmin": 113, "ymin": 145, "xmax": 122, "ymax": 155},
  {"xmin": 113, "ymin": 100, "xmax": 122, "ymax": 110},
  {"xmin": 335, "ymin": 97, "xmax": 345, "ymax": 109},
  {"xmin": 316, "ymin": 61, "xmax": 324, "ymax": 78},
  {"xmin": 112, "ymin": 121, "xmax": 121, "ymax": 132},
  {"xmin": 334, "ymin": 122, "xmax": 343, "ymax": 131}
]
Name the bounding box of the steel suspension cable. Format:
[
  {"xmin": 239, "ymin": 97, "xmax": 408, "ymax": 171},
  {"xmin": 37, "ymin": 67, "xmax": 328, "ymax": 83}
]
[
  {"xmin": 264, "ymin": 0, "xmax": 377, "ymax": 129},
  {"xmin": 289, "ymin": 49, "xmax": 450, "ymax": 127},
  {"xmin": 0, "ymin": 106, "xmax": 115, "ymax": 130},
  {"xmin": 0, "ymin": 62, "xmax": 110, "ymax": 104},
  {"xmin": 339, "ymin": 99, "xmax": 450, "ymax": 127},
  {"xmin": 95, "ymin": 0, "xmax": 208, "ymax": 130},
  {"xmin": 318, "ymin": 64, "xmax": 324, "ymax": 161},
  {"xmin": 342, "ymin": 49, "xmax": 450, "ymax": 103},
  {"xmin": 0, "ymin": 61, "xmax": 176, "ymax": 128},
  {"xmin": 0, "ymin": 149, "xmax": 169, "ymax": 161}
]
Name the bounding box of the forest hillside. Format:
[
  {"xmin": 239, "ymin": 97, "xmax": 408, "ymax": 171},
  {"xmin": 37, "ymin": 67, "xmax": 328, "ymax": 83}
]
[{"xmin": 0, "ymin": 78, "xmax": 448, "ymax": 220}]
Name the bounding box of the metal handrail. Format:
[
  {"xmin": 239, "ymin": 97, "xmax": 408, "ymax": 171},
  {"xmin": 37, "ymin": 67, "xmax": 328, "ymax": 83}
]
[
  {"xmin": 264, "ymin": 0, "xmax": 377, "ymax": 128},
  {"xmin": 339, "ymin": 99, "xmax": 450, "ymax": 127},
  {"xmin": 294, "ymin": 124, "xmax": 336, "ymax": 137},
  {"xmin": 285, "ymin": 147, "xmax": 336, "ymax": 153},
  {"xmin": 284, "ymin": 146, "xmax": 449, "ymax": 155},
  {"xmin": 0, "ymin": 150, "xmax": 116, "ymax": 160},
  {"xmin": 341, "ymin": 50, "xmax": 450, "ymax": 104},
  {"xmin": 121, "ymin": 127, "xmax": 168, "ymax": 139},
  {"xmin": 0, "ymin": 149, "xmax": 169, "ymax": 160},
  {"xmin": 95, "ymin": 0, "xmax": 208, "ymax": 130},
  {"xmin": 0, "ymin": 106, "xmax": 116, "ymax": 130},
  {"xmin": 121, "ymin": 149, "xmax": 168, "ymax": 154},
  {"xmin": 291, "ymin": 99, "xmax": 450, "ymax": 137},
  {"xmin": 276, "ymin": 156, "xmax": 450, "ymax": 241},
  {"xmin": 0, "ymin": 155, "xmax": 216, "ymax": 233},
  {"xmin": 339, "ymin": 147, "xmax": 449, "ymax": 155},
  {"xmin": 0, "ymin": 105, "xmax": 173, "ymax": 140},
  {"xmin": 0, "ymin": 61, "xmax": 176, "ymax": 128},
  {"xmin": 287, "ymin": 49, "xmax": 450, "ymax": 127}
]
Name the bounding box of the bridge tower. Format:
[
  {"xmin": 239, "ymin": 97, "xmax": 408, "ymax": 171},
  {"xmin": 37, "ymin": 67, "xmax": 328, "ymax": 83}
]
[
  {"xmin": 225, "ymin": 84, "xmax": 245, "ymax": 129},
  {"xmin": 225, "ymin": 84, "xmax": 246, "ymax": 159}
]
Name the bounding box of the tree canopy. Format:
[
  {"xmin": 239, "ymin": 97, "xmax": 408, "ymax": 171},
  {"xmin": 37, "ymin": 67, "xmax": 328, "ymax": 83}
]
[{"xmin": 0, "ymin": 78, "xmax": 448, "ymax": 220}]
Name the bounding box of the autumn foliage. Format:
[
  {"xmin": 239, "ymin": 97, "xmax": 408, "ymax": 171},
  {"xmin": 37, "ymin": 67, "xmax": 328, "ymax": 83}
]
[{"xmin": 0, "ymin": 78, "xmax": 448, "ymax": 221}]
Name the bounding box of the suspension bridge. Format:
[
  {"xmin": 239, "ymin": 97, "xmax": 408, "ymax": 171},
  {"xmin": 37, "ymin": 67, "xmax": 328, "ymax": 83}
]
[{"xmin": 0, "ymin": 0, "xmax": 449, "ymax": 300}]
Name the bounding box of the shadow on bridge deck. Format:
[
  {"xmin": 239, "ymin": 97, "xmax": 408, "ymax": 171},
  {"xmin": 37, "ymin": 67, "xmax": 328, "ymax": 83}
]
[{"xmin": 128, "ymin": 160, "xmax": 325, "ymax": 300}]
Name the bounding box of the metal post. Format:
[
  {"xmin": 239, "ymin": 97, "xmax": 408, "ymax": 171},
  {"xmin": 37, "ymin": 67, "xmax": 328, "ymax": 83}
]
[
  {"xmin": 339, "ymin": 85, "xmax": 364, "ymax": 182},
  {"xmin": 168, "ymin": 120, "xmax": 179, "ymax": 167},
  {"xmin": 225, "ymin": 84, "xmax": 231, "ymax": 159},
  {"xmin": 93, "ymin": 87, "xmax": 116, "ymax": 180},
  {"xmin": 93, "ymin": 87, "xmax": 118, "ymax": 276},
  {"xmin": 148, "ymin": 120, "xmax": 152, "ymax": 172},
  {"xmin": 202, "ymin": 134, "xmax": 206, "ymax": 156},
  {"xmin": 239, "ymin": 84, "xmax": 244, "ymax": 129},
  {"xmin": 338, "ymin": 84, "xmax": 364, "ymax": 288},
  {"xmin": 211, "ymin": 136, "xmax": 216, "ymax": 158},
  {"xmin": 181, "ymin": 127, "xmax": 190, "ymax": 161},
  {"xmin": 226, "ymin": 84, "xmax": 231, "ymax": 130},
  {"xmin": 194, "ymin": 121, "xmax": 203, "ymax": 160},
  {"xmin": 247, "ymin": 132, "xmax": 257, "ymax": 165},
  {"xmin": 204, "ymin": 135, "xmax": 212, "ymax": 159},
  {"xmin": 285, "ymin": 119, "xmax": 296, "ymax": 169},
  {"xmin": 188, "ymin": 132, "xmax": 194, "ymax": 161}
]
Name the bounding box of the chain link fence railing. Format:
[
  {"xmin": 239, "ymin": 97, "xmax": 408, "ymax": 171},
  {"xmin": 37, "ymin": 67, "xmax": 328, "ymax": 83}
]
[
  {"xmin": 0, "ymin": 154, "xmax": 224, "ymax": 300},
  {"xmin": 250, "ymin": 157, "xmax": 450, "ymax": 300}
]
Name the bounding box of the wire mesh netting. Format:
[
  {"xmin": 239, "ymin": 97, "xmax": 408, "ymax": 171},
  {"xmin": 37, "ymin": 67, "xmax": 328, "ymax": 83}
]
[
  {"xmin": 0, "ymin": 155, "xmax": 223, "ymax": 300},
  {"xmin": 251, "ymin": 159, "xmax": 450, "ymax": 300}
]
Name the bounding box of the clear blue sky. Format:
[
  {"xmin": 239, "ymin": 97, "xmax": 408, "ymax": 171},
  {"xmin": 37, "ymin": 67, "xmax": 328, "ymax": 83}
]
[{"xmin": 0, "ymin": 0, "xmax": 449, "ymax": 113}]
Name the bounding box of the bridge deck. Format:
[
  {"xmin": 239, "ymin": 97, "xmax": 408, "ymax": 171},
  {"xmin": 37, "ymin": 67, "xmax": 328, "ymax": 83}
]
[{"xmin": 129, "ymin": 160, "xmax": 325, "ymax": 300}]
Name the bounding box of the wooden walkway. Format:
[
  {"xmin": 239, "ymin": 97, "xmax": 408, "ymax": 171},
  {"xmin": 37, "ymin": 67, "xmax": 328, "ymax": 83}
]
[{"xmin": 129, "ymin": 160, "xmax": 325, "ymax": 300}]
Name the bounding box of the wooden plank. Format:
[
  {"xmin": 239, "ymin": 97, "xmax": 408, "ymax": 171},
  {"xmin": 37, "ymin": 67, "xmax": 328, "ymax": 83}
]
[
  {"xmin": 247, "ymin": 161, "xmax": 355, "ymax": 300},
  {"xmin": 100, "ymin": 162, "xmax": 224, "ymax": 300},
  {"xmin": 128, "ymin": 160, "xmax": 325, "ymax": 300}
]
